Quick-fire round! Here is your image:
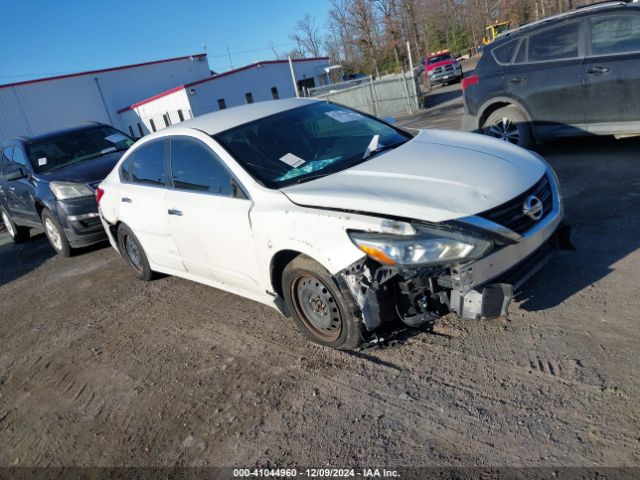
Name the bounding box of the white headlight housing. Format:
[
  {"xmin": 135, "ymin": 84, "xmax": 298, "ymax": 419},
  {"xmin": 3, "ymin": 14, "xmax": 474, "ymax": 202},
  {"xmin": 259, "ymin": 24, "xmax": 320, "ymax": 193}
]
[
  {"xmin": 349, "ymin": 226, "xmax": 493, "ymax": 267},
  {"xmin": 49, "ymin": 181, "xmax": 95, "ymax": 200}
]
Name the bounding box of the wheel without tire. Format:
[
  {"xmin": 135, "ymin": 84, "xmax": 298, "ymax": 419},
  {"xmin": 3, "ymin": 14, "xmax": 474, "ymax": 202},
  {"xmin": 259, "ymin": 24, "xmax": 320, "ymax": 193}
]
[
  {"xmin": 41, "ymin": 208, "xmax": 71, "ymax": 257},
  {"xmin": 117, "ymin": 223, "xmax": 155, "ymax": 281},
  {"xmin": 282, "ymin": 255, "xmax": 364, "ymax": 350},
  {"xmin": 1, "ymin": 206, "xmax": 30, "ymax": 243},
  {"xmin": 482, "ymin": 105, "xmax": 534, "ymax": 149}
]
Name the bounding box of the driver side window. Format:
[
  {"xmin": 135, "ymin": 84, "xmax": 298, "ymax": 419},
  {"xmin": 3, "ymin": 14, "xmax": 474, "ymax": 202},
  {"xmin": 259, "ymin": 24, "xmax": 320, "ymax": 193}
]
[{"xmin": 169, "ymin": 137, "xmax": 246, "ymax": 198}]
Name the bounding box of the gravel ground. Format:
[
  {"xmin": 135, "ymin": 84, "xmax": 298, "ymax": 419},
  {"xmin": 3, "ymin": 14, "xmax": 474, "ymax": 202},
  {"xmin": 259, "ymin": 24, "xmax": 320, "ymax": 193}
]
[{"xmin": 0, "ymin": 76, "xmax": 639, "ymax": 467}]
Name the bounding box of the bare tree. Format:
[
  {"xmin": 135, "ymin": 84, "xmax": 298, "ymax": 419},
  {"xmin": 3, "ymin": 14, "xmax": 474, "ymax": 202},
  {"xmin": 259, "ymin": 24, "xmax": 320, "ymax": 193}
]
[{"xmin": 292, "ymin": 14, "xmax": 324, "ymax": 58}]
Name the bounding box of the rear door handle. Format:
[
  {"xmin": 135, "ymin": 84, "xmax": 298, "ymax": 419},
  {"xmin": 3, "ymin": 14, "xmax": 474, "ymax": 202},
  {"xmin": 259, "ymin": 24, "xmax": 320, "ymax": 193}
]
[
  {"xmin": 508, "ymin": 76, "xmax": 526, "ymax": 85},
  {"xmin": 167, "ymin": 209, "xmax": 183, "ymax": 216},
  {"xmin": 121, "ymin": 197, "xmax": 132, "ymax": 203},
  {"xmin": 586, "ymin": 66, "xmax": 610, "ymax": 76}
]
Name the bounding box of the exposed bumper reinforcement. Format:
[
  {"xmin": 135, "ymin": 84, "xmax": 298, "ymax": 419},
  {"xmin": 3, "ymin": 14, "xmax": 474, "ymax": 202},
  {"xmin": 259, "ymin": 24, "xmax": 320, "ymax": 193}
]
[{"xmin": 451, "ymin": 234, "xmax": 559, "ymax": 320}]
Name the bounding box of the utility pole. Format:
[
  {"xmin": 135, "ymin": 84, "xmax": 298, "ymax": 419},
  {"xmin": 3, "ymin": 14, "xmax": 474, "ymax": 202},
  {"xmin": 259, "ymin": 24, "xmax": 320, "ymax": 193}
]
[
  {"xmin": 226, "ymin": 45, "xmax": 233, "ymax": 70},
  {"xmin": 288, "ymin": 56, "xmax": 300, "ymax": 98},
  {"xmin": 406, "ymin": 41, "xmax": 419, "ymax": 111}
]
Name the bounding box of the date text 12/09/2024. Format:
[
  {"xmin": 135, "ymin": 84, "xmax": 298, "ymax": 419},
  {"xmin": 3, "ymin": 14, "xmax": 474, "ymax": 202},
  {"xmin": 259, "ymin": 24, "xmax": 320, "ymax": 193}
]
[{"xmin": 233, "ymin": 468, "xmax": 400, "ymax": 478}]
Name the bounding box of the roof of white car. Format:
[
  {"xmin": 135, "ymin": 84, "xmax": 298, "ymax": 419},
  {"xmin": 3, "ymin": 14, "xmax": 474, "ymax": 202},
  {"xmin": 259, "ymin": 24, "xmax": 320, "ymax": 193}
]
[{"xmin": 175, "ymin": 97, "xmax": 322, "ymax": 135}]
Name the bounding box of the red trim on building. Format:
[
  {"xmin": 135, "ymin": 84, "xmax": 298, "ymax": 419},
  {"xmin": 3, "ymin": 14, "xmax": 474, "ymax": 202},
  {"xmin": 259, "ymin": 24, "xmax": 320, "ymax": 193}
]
[
  {"xmin": 117, "ymin": 85, "xmax": 186, "ymax": 114},
  {"xmin": 0, "ymin": 54, "xmax": 207, "ymax": 90},
  {"xmin": 117, "ymin": 57, "xmax": 330, "ymax": 114},
  {"xmin": 188, "ymin": 56, "xmax": 330, "ymax": 86}
]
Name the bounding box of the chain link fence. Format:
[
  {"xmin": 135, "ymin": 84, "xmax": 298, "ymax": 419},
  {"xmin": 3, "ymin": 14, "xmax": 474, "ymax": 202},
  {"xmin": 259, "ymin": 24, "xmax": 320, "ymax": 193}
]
[{"xmin": 308, "ymin": 72, "xmax": 421, "ymax": 117}]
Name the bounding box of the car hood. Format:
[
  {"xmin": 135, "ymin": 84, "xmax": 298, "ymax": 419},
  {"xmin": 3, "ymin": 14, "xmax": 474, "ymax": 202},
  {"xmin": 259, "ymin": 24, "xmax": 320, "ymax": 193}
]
[
  {"xmin": 37, "ymin": 151, "xmax": 125, "ymax": 184},
  {"xmin": 281, "ymin": 129, "xmax": 547, "ymax": 223}
]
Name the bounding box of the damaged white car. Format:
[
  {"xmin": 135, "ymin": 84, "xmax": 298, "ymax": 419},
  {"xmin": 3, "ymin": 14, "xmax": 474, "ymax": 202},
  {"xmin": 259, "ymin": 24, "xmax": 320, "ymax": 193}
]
[{"xmin": 97, "ymin": 98, "xmax": 564, "ymax": 350}]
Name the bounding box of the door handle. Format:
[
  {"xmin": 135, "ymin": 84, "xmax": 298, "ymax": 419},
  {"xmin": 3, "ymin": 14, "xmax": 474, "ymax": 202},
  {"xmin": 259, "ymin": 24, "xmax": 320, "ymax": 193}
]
[
  {"xmin": 167, "ymin": 209, "xmax": 183, "ymax": 216},
  {"xmin": 508, "ymin": 76, "xmax": 526, "ymax": 85},
  {"xmin": 586, "ymin": 66, "xmax": 610, "ymax": 76},
  {"xmin": 121, "ymin": 197, "xmax": 132, "ymax": 203}
]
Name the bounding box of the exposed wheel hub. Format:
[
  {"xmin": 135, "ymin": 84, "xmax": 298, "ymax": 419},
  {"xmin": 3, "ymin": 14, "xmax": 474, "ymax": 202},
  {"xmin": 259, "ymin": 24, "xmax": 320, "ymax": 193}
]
[
  {"xmin": 292, "ymin": 274, "xmax": 342, "ymax": 342},
  {"xmin": 124, "ymin": 234, "xmax": 143, "ymax": 273}
]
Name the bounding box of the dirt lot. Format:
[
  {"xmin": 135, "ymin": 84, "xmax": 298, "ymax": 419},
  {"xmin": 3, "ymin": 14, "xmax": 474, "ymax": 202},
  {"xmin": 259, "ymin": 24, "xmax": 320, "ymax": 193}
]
[{"xmin": 1, "ymin": 78, "xmax": 639, "ymax": 468}]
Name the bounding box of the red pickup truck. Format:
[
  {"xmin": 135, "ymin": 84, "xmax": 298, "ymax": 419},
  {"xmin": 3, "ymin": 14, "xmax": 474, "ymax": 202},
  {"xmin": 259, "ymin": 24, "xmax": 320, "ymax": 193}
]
[{"xmin": 422, "ymin": 50, "xmax": 463, "ymax": 85}]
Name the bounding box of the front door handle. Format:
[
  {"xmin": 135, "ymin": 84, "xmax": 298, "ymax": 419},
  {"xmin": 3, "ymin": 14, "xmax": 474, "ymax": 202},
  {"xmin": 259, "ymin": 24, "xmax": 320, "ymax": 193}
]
[
  {"xmin": 121, "ymin": 197, "xmax": 132, "ymax": 203},
  {"xmin": 168, "ymin": 209, "xmax": 183, "ymax": 216},
  {"xmin": 586, "ymin": 66, "xmax": 610, "ymax": 76},
  {"xmin": 508, "ymin": 76, "xmax": 526, "ymax": 85}
]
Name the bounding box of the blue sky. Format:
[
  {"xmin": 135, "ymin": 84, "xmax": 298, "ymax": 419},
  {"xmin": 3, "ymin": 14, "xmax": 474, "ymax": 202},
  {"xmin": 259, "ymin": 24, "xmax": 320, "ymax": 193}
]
[{"xmin": 0, "ymin": 0, "xmax": 332, "ymax": 84}]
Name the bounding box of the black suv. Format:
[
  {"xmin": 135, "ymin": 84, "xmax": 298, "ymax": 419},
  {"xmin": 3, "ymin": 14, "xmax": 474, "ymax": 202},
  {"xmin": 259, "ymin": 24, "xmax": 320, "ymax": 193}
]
[
  {"xmin": 462, "ymin": 0, "xmax": 640, "ymax": 148},
  {"xmin": 0, "ymin": 123, "xmax": 134, "ymax": 256}
]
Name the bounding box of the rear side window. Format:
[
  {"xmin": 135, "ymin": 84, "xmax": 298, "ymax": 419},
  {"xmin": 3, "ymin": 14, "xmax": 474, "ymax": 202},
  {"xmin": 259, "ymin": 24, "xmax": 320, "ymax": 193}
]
[
  {"xmin": 169, "ymin": 138, "xmax": 238, "ymax": 197},
  {"xmin": 492, "ymin": 40, "xmax": 518, "ymax": 64},
  {"xmin": 590, "ymin": 14, "xmax": 640, "ymax": 56},
  {"xmin": 129, "ymin": 140, "xmax": 166, "ymax": 186},
  {"xmin": 513, "ymin": 38, "xmax": 528, "ymax": 63},
  {"xmin": 528, "ymin": 22, "xmax": 580, "ymax": 62}
]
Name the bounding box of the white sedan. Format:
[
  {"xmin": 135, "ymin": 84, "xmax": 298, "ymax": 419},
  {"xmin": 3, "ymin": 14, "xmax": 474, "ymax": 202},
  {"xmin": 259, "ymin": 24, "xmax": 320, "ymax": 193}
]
[{"xmin": 97, "ymin": 98, "xmax": 563, "ymax": 350}]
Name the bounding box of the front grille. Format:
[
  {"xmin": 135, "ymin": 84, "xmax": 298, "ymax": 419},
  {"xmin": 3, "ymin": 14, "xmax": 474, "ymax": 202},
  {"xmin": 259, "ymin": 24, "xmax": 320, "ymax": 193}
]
[{"xmin": 479, "ymin": 174, "xmax": 553, "ymax": 234}]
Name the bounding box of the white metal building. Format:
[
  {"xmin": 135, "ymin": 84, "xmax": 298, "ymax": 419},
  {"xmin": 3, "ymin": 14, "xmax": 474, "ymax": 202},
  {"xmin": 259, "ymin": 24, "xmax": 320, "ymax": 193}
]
[
  {"xmin": 0, "ymin": 54, "xmax": 211, "ymax": 142},
  {"xmin": 0, "ymin": 54, "xmax": 332, "ymax": 143},
  {"xmin": 117, "ymin": 57, "xmax": 331, "ymax": 136}
]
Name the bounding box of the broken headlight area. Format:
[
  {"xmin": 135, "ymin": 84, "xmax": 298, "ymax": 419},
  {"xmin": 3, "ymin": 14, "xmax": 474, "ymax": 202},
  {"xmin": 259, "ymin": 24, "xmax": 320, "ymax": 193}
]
[
  {"xmin": 338, "ymin": 224, "xmax": 519, "ymax": 336},
  {"xmin": 336, "ymin": 256, "xmax": 453, "ymax": 334}
]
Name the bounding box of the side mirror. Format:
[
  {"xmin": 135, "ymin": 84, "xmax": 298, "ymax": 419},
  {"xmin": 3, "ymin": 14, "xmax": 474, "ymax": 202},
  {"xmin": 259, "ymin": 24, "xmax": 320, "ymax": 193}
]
[
  {"xmin": 5, "ymin": 167, "xmax": 27, "ymax": 181},
  {"xmin": 382, "ymin": 116, "xmax": 397, "ymax": 124}
]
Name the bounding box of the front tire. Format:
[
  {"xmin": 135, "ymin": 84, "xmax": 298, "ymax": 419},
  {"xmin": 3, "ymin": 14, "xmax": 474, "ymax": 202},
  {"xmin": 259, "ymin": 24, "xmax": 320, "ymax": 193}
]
[
  {"xmin": 41, "ymin": 208, "xmax": 71, "ymax": 257},
  {"xmin": 1, "ymin": 207, "xmax": 30, "ymax": 243},
  {"xmin": 282, "ymin": 255, "xmax": 363, "ymax": 350},
  {"xmin": 117, "ymin": 223, "xmax": 155, "ymax": 281},
  {"xmin": 482, "ymin": 105, "xmax": 534, "ymax": 149}
]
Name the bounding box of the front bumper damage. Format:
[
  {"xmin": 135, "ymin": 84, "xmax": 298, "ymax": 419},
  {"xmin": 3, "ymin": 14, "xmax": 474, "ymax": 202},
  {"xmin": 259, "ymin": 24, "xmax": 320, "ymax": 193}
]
[{"xmin": 335, "ymin": 173, "xmax": 567, "ymax": 331}]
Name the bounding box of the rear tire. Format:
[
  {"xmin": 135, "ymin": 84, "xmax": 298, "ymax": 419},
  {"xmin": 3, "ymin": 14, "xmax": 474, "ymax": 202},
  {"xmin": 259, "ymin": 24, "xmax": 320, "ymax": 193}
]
[
  {"xmin": 1, "ymin": 206, "xmax": 30, "ymax": 243},
  {"xmin": 282, "ymin": 255, "xmax": 363, "ymax": 350},
  {"xmin": 41, "ymin": 208, "xmax": 71, "ymax": 257},
  {"xmin": 117, "ymin": 223, "xmax": 155, "ymax": 281},
  {"xmin": 482, "ymin": 105, "xmax": 534, "ymax": 149}
]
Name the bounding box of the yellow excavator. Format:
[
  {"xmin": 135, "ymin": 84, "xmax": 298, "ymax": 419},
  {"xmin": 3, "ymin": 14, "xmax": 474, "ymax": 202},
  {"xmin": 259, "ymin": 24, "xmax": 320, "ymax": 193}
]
[{"xmin": 482, "ymin": 21, "xmax": 510, "ymax": 45}]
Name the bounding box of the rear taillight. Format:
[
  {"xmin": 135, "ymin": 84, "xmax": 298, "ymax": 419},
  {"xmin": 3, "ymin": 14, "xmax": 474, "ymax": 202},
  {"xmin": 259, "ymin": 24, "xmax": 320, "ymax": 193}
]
[
  {"xmin": 96, "ymin": 187, "xmax": 105, "ymax": 205},
  {"xmin": 462, "ymin": 74, "xmax": 479, "ymax": 91}
]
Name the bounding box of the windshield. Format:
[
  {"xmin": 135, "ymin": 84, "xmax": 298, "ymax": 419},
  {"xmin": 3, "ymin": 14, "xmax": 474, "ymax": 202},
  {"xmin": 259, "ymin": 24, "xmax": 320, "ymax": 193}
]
[
  {"xmin": 214, "ymin": 102, "xmax": 411, "ymax": 188},
  {"xmin": 495, "ymin": 23, "xmax": 509, "ymax": 36},
  {"xmin": 427, "ymin": 54, "xmax": 453, "ymax": 64},
  {"xmin": 27, "ymin": 126, "xmax": 134, "ymax": 173}
]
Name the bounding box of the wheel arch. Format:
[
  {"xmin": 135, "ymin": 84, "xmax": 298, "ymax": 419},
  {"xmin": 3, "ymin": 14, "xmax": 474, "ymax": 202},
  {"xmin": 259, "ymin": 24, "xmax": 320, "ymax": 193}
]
[
  {"xmin": 270, "ymin": 249, "xmax": 303, "ymax": 299},
  {"xmin": 478, "ymin": 96, "xmax": 533, "ymax": 130},
  {"xmin": 34, "ymin": 200, "xmax": 47, "ymax": 219}
]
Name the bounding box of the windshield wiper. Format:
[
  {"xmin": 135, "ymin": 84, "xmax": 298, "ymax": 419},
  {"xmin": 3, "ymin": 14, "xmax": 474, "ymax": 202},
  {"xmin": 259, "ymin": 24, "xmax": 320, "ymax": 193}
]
[
  {"xmin": 362, "ymin": 139, "xmax": 408, "ymax": 160},
  {"xmin": 46, "ymin": 150, "xmax": 114, "ymax": 171}
]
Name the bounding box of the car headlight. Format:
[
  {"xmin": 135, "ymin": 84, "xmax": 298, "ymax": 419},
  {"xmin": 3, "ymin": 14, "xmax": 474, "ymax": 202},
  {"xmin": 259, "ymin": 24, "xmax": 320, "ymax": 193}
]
[
  {"xmin": 349, "ymin": 225, "xmax": 493, "ymax": 267},
  {"xmin": 49, "ymin": 181, "xmax": 95, "ymax": 200}
]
